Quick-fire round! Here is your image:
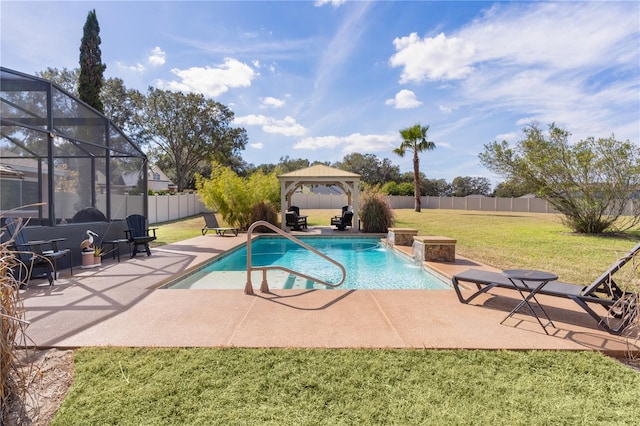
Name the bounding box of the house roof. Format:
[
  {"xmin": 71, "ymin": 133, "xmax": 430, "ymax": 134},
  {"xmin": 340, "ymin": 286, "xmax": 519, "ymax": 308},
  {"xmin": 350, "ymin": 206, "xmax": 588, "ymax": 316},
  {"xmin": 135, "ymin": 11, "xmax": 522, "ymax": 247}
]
[
  {"xmin": 0, "ymin": 163, "xmax": 24, "ymax": 179},
  {"xmin": 278, "ymin": 164, "xmax": 360, "ymax": 178}
]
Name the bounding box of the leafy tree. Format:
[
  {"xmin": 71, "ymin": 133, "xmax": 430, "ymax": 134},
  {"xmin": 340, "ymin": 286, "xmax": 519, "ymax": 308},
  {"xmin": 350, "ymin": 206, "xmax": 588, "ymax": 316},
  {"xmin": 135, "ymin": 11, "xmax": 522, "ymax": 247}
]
[
  {"xmin": 422, "ymin": 178, "xmax": 452, "ymax": 196},
  {"xmin": 37, "ymin": 67, "xmax": 79, "ymax": 94},
  {"xmin": 393, "ymin": 124, "xmax": 436, "ymax": 212},
  {"xmin": 479, "ymin": 123, "xmax": 640, "ymax": 233},
  {"xmin": 400, "ymin": 171, "xmax": 425, "ymax": 184},
  {"xmin": 78, "ymin": 9, "xmax": 106, "ymax": 112},
  {"xmin": 138, "ymin": 88, "xmax": 247, "ymax": 191},
  {"xmin": 196, "ymin": 163, "xmax": 280, "ymax": 229},
  {"xmin": 333, "ymin": 153, "xmax": 400, "ymax": 186},
  {"xmin": 379, "ymin": 158, "xmax": 402, "ymax": 184},
  {"xmin": 101, "ymin": 77, "xmax": 144, "ymax": 138},
  {"xmin": 276, "ymin": 156, "xmax": 310, "ymax": 173},
  {"xmin": 334, "ymin": 153, "xmax": 379, "ymax": 185},
  {"xmin": 493, "ymin": 179, "xmax": 533, "ymax": 198},
  {"xmin": 451, "ymin": 176, "xmax": 492, "ymax": 197}
]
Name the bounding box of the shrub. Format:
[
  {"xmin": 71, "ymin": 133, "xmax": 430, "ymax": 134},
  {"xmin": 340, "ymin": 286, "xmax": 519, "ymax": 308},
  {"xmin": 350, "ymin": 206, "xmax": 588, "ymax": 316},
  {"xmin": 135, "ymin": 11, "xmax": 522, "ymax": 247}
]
[
  {"xmin": 380, "ymin": 181, "xmax": 414, "ymax": 196},
  {"xmin": 380, "ymin": 181, "xmax": 398, "ymax": 195},
  {"xmin": 249, "ymin": 202, "xmax": 279, "ymax": 233},
  {"xmin": 196, "ymin": 163, "xmax": 280, "ymax": 230},
  {"xmin": 359, "ymin": 191, "xmax": 395, "ymax": 233},
  {"xmin": 397, "ymin": 182, "xmax": 415, "ymax": 196}
]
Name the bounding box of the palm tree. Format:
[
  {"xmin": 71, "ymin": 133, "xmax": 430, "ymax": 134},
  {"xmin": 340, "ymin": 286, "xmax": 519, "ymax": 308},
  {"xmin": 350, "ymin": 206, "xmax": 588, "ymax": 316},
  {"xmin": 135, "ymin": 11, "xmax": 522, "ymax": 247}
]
[{"xmin": 393, "ymin": 124, "xmax": 436, "ymax": 212}]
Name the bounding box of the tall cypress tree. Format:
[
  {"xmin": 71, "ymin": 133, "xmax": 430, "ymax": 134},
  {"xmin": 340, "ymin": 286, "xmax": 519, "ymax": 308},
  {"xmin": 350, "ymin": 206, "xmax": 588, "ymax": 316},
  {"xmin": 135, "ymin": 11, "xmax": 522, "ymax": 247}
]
[{"xmin": 79, "ymin": 9, "xmax": 106, "ymax": 112}]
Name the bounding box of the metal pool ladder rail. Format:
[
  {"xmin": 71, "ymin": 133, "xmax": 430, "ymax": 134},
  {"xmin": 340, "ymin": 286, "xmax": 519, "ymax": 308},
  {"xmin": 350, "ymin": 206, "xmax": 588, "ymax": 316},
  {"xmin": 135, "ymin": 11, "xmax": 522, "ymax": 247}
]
[{"xmin": 244, "ymin": 221, "xmax": 346, "ymax": 295}]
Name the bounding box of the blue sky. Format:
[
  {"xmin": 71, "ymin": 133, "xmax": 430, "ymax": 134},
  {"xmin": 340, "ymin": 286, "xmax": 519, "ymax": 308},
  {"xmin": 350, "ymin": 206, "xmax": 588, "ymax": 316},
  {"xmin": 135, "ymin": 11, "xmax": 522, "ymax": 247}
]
[{"xmin": 1, "ymin": 0, "xmax": 639, "ymax": 185}]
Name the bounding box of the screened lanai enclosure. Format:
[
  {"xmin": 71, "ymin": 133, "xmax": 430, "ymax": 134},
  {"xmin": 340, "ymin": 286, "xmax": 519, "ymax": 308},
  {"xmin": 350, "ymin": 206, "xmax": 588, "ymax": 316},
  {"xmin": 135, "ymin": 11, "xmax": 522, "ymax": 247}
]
[{"xmin": 1, "ymin": 67, "xmax": 148, "ymax": 264}]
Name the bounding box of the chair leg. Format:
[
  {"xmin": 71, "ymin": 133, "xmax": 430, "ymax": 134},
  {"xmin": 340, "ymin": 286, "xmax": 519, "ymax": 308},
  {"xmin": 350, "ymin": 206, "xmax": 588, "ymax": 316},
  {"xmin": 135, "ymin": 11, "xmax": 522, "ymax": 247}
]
[
  {"xmin": 131, "ymin": 243, "xmax": 138, "ymax": 258},
  {"xmin": 145, "ymin": 243, "xmax": 151, "ymax": 256},
  {"xmin": 46, "ymin": 265, "xmax": 54, "ymax": 286},
  {"xmin": 68, "ymin": 251, "xmax": 73, "ymax": 276}
]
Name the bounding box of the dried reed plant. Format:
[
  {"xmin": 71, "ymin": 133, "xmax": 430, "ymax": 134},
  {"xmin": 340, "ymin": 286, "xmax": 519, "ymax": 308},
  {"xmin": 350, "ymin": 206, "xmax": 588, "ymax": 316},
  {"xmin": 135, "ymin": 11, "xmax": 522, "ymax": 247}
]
[
  {"xmin": 1, "ymin": 219, "xmax": 37, "ymax": 425},
  {"xmin": 359, "ymin": 190, "xmax": 395, "ymax": 233}
]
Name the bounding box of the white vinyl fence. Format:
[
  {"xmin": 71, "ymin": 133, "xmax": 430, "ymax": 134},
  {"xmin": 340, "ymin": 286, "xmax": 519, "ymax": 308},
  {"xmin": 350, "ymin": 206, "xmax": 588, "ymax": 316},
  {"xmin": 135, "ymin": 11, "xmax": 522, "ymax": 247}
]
[
  {"xmin": 147, "ymin": 193, "xmax": 208, "ymax": 223},
  {"xmin": 116, "ymin": 193, "xmax": 635, "ymax": 224},
  {"xmin": 290, "ymin": 194, "xmax": 562, "ymax": 214}
]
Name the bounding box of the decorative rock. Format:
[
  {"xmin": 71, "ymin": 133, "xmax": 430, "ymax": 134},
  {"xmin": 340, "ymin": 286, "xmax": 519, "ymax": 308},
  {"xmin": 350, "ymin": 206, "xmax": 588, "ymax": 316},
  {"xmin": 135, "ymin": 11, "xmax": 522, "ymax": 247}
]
[
  {"xmin": 387, "ymin": 228, "xmax": 419, "ymax": 247},
  {"xmin": 413, "ymin": 236, "xmax": 457, "ymax": 262}
]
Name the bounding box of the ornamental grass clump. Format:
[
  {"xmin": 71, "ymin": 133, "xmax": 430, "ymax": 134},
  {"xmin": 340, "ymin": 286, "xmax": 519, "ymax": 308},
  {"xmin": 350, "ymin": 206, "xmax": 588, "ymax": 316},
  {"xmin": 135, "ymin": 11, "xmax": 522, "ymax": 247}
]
[
  {"xmin": 1, "ymin": 220, "xmax": 36, "ymax": 425},
  {"xmin": 359, "ymin": 190, "xmax": 395, "ymax": 233},
  {"xmin": 249, "ymin": 201, "xmax": 279, "ymax": 232}
]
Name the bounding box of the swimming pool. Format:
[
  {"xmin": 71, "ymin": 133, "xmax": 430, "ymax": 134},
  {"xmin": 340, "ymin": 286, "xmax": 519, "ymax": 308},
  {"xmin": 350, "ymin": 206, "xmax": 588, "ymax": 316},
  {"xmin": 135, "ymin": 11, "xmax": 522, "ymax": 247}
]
[{"xmin": 164, "ymin": 236, "xmax": 451, "ymax": 290}]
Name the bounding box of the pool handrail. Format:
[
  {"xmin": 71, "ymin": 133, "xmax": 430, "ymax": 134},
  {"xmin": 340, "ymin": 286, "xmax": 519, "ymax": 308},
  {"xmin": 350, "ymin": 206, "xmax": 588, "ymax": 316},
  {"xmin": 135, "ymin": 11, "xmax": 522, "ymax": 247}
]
[{"xmin": 244, "ymin": 221, "xmax": 346, "ymax": 295}]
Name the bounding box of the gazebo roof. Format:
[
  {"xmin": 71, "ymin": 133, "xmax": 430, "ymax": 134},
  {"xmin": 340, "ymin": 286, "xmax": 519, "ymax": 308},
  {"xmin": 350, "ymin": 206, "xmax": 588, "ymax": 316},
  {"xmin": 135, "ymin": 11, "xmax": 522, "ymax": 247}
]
[{"xmin": 278, "ymin": 164, "xmax": 360, "ymax": 179}]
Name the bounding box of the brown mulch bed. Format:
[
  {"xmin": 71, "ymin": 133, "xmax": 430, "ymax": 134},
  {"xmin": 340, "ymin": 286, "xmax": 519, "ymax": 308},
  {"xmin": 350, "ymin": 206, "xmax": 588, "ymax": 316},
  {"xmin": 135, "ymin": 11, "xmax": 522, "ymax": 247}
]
[{"xmin": 7, "ymin": 349, "xmax": 74, "ymax": 426}]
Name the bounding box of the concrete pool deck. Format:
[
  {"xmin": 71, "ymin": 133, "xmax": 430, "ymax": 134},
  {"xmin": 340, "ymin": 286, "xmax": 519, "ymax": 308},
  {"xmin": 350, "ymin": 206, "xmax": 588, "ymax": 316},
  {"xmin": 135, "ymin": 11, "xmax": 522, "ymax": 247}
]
[{"xmin": 19, "ymin": 228, "xmax": 638, "ymax": 355}]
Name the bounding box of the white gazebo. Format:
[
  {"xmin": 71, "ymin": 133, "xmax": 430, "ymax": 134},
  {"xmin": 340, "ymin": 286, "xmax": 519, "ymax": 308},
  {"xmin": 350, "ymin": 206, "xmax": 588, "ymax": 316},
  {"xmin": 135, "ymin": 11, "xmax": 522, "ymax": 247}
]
[{"xmin": 278, "ymin": 165, "xmax": 361, "ymax": 230}]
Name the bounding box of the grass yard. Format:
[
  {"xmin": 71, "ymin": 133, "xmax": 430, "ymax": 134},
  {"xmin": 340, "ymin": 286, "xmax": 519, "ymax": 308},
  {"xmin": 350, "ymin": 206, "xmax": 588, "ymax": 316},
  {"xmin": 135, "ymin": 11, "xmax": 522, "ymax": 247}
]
[
  {"xmin": 54, "ymin": 348, "xmax": 640, "ymax": 425},
  {"xmin": 54, "ymin": 209, "xmax": 637, "ymax": 425}
]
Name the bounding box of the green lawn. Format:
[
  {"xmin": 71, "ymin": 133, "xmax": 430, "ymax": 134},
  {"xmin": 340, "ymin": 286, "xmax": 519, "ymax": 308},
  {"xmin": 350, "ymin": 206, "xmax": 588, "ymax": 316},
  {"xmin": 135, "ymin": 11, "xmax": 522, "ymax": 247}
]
[
  {"xmin": 56, "ymin": 209, "xmax": 637, "ymax": 425},
  {"xmin": 54, "ymin": 348, "xmax": 640, "ymax": 425}
]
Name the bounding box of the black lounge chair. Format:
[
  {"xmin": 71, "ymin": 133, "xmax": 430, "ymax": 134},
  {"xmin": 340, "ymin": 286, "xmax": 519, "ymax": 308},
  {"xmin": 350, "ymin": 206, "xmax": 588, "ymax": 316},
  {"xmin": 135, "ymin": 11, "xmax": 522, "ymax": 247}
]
[
  {"xmin": 285, "ymin": 211, "xmax": 307, "ymax": 231},
  {"xmin": 125, "ymin": 214, "xmax": 158, "ymax": 258},
  {"xmin": 201, "ymin": 212, "xmax": 239, "ymax": 236},
  {"xmin": 331, "ymin": 211, "xmax": 353, "ymax": 231},
  {"xmin": 451, "ymin": 242, "xmax": 640, "ymax": 335},
  {"xmin": 5, "ymin": 217, "xmax": 73, "ymax": 285}
]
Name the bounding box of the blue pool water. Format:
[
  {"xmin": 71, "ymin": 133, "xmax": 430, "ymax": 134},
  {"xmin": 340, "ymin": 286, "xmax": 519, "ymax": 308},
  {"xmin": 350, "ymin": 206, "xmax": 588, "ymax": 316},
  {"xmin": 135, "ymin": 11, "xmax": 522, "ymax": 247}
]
[{"xmin": 165, "ymin": 237, "xmax": 451, "ymax": 290}]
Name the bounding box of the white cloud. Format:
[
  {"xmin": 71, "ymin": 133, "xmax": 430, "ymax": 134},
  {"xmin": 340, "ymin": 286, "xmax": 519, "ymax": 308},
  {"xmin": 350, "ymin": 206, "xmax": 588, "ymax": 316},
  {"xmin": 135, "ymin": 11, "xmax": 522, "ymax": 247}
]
[
  {"xmin": 389, "ymin": 2, "xmax": 639, "ymax": 144},
  {"xmin": 250, "ymin": 142, "xmax": 264, "ymax": 149},
  {"xmin": 148, "ymin": 46, "xmax": 166, "ymax": 66},
  {"xmin": 439, "ymin": 105, "xmax": 457, "ymax": 114},
  {"xmin": 515, "ymin": 117, "xmax": 538, "ymax": 127},
  {"xmin": 116, "ymin": 61, "xmax": 145, "ymax": 73},
  {"xmin": 294, "ymin": 133, "xmax": 397, "ymax": 153},
  {"xmin": 385, "ymin": 89, "xmax": 422, "ymax": 109},
  {"xmin": 496, "ymin": 132, "xmax": 518, "ymax": 142},
  {"xmin": 234, "ymin": 114, "xmax": 306, "ymax": 136},
  {"xmin": 314, "ymin": 0, "xmax": 346, "ymax": 7},
  {"xmin": 157, "ymin": 58, "xmax": 256, "ymax": 97},
  {"xmin": 262, "ymin": 96, "xmax": 285, "ymax": 108},
  {"xmin": 234, "ymin": 114, "xmax": 269, "ymax": 126},
  {"xmin": 264, "ymin": 116, "xmax": 306, "ymax": 136},
  {"xmin": 458, "ymin": 2, "xmax": 639, "ymax": 71},
  {"xmin": 389, "ymin": 32, "xmax": 475, "ymax": 82}
]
